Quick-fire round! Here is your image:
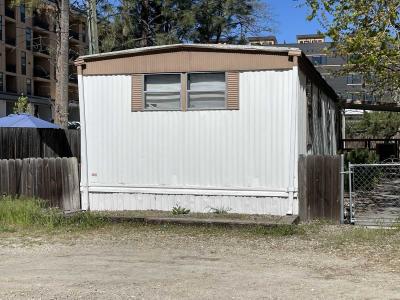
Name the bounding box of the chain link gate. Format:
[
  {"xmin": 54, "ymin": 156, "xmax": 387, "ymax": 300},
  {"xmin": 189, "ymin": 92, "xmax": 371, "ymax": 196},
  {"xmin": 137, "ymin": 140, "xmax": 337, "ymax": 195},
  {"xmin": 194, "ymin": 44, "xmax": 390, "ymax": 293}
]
[{"xmin": 348, "ymin": 162, "xmax": 400, "ymax": 226}]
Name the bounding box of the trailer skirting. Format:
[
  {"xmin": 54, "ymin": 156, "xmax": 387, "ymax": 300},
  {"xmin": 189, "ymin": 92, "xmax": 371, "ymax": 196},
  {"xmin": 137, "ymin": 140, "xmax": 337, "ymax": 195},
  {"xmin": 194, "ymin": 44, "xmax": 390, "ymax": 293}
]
[{"xmin": 85, "ymin": 191, "xmax": 299, "ymax": 216}]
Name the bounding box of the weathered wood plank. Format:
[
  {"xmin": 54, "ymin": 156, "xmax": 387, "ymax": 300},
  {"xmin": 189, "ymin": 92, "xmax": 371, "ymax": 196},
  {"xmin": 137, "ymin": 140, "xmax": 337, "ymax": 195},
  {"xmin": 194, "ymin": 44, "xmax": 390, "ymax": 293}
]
[
  {"xmin": 0, "ymin": 128, "xmax": 80, "ymax": 162},
  {"xmin": 298, "ymin": 155, "xmax": 341, "ymax": 223}
]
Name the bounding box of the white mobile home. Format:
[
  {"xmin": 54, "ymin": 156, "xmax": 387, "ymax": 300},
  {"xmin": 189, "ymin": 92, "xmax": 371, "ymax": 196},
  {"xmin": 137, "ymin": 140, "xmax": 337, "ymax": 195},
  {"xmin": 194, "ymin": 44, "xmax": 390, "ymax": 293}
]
[{"xmin": 76, "ymin": 44, "xmax": 339, "ymax": 215}]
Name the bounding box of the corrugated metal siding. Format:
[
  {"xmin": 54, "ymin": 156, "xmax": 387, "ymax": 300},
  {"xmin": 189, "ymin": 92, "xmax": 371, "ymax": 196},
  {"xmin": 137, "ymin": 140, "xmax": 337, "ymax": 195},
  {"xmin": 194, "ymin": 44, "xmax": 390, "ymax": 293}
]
[
  {"xmin": 83, "ymin": 70, "xmax": 296, "ymax": 192},
  {"xmin": 298, "ymin": 70, "xmax": 338, "ymax": 155},
  {"xmin": 89, "ymin": 193, "xmax": 298, "ymax": 215}
]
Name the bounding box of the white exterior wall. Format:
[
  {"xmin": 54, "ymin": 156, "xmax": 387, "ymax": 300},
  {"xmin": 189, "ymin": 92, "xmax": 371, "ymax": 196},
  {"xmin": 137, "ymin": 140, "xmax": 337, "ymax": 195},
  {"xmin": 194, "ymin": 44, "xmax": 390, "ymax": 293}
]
[
  {"xmin": 298, "ymin": 70, "xmax": 338, "ymax": 155},
  {"xmin": 79, "ymin": 69, "xmax": 300, "ymax": 215}
]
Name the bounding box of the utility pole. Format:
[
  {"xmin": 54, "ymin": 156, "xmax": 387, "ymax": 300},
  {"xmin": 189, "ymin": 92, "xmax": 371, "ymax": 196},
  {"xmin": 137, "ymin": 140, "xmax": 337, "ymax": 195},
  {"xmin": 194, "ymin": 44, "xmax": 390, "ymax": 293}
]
[{"xmin": 87, "ymin": 0, "xmax": 99, "ymax": 54}]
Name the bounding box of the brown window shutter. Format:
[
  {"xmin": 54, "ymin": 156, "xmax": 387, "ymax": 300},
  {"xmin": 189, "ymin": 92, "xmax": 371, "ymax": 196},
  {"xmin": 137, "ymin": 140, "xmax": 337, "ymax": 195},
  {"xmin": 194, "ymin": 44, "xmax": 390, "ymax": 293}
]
[
  {"xmin": 226, "ymin": 72, "xmax": 239, "ymax": 110},
  {"xmin": 131, "ymin": 74, "xmax": 144, "ymax": 111}
]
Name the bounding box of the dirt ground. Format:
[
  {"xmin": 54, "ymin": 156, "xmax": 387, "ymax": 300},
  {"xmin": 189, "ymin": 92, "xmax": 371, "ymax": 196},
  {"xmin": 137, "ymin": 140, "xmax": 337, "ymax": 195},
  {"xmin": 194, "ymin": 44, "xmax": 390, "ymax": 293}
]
[{"xmin": 0, "ymin": 224, "xmax": 399, "ymax": 299}]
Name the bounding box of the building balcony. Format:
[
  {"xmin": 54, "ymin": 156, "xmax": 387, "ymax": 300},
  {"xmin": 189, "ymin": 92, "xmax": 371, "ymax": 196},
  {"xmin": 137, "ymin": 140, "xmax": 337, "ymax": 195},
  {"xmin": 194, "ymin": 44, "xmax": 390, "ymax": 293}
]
[
  {"xmin": 5, "ymin": 37, "xmax": 16, "ymax": 46},
  {"xmin": 33, "ymin": 66, "xmax": 51, "ymax": 79},
  {"xmin": 6, "ymin": 64, "xmax": 16, "ymax": 73},
  {"xmin": 69, "ymin": 30, "xmax": 80, "ymax": 41},
  {"xmin": 5, "ymin": 7, "xmax": 15, "ymax": 19},
  {"xmin": 33, "ymin": 43, "xmax": 50, "ymax": 56},
  {"xmin": 33, "ymin": 17, "xmax": 50, "ymax": 30},
  {"xmin": 69, "ymin": 73, "xmax": 78, "ymax": 84}
]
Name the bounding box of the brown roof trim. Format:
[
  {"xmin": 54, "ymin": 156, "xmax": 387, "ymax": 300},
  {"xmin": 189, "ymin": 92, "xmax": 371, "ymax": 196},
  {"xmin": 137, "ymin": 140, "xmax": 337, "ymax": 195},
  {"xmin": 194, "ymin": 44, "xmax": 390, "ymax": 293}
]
[
  {"xmin": 298, "ymin": 53, "xmax": 338, "ymax": 102},
  {"xmin": 76, "ymin": 44, "xmax": 301, "ymax": 63}
]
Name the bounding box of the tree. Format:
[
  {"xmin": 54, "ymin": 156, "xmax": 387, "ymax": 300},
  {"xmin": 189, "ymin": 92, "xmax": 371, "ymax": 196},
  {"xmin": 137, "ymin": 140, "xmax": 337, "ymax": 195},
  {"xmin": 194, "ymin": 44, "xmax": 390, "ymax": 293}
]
[
  {"xmin": 13, "ymin": 95, "xmax": 30, "ymax": 114},
  {"xmin": 54, "ymin": 0, "xmax": 70, "ymax": 128},
  {"xmin": 346, "ymin": 112, "xmax": 400, "ymax": 139},
  {"xmin": 192, "ymin": 0, "xmax": 272, "ymax": 43},
  {"xmin": 304, "ymin": 0, "xmax": 400, "ymax": 102},
  {"xmin": 11, "ymin": 0, "xmax": 71, "ymax": 128},
  {"xmin": 98, "ymin": 0, "xmax": 273, "ymax": 51}
]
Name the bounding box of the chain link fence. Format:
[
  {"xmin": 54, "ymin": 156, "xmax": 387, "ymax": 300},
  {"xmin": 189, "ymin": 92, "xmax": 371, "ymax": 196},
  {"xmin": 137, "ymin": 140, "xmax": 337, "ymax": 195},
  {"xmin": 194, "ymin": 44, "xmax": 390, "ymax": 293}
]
[{"xmin": 349, "ymin": 162, "xmax": 400, "ymax": 226}]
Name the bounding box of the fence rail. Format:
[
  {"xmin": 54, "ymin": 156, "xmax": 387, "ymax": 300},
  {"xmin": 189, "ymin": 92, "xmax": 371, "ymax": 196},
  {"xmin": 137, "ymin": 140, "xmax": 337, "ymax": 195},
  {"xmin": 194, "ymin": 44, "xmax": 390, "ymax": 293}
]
[
  {"xmin": 298, "ymin": 155, "xmax": 341, "ymax": 223},
  {"xmin": 0, "ymin": 128, "xmax": 80, "ymax": 161},
  {"xmin": 0, "ymin": 157, "xmax": 80, "ymax": 211}
]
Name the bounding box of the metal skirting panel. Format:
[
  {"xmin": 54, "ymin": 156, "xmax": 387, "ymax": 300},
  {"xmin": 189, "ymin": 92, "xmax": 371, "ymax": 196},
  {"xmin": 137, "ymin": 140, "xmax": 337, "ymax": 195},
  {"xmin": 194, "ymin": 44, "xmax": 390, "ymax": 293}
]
[
  {"xmin": 81, "ymin": 70, "xmax": 296, "ymax": 191},
  {"xmin": 88, "ymin": 192, "xmax": 299, "ymax": 216}
]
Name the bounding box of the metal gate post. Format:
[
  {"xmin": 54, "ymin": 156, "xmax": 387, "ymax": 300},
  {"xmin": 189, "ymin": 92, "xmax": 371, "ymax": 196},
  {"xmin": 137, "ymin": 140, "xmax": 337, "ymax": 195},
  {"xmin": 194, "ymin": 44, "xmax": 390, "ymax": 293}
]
[
  {"xmin": 340, "ymin": 154, "xmax": 344, "ymax": 224},
  {"xmin": 348, "ymin": 162, "xmax": 354, "ymax": 224}
]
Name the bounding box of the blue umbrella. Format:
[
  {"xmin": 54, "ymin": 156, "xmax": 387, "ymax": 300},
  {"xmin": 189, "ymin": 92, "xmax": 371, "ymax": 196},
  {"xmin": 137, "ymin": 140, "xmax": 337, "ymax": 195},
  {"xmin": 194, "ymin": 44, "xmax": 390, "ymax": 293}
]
[{"xmin": 0, "ymin": 113, "xmax": 61, "ymax": 129}]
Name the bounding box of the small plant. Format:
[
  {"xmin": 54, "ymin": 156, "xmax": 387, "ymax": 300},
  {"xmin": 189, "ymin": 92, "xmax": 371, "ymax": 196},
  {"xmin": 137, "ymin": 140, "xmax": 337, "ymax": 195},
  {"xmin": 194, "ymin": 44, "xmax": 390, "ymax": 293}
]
[
  {"xmin": 13, "ymin": 94, "xmax": 31, "ymax": 114},
  {"xmin": 171, "ymin": 204, "xmax": 190, "ymax": 215},
  {"xmin": 209, "ymin": 206, "xmax": 231, "ymax": 214}
]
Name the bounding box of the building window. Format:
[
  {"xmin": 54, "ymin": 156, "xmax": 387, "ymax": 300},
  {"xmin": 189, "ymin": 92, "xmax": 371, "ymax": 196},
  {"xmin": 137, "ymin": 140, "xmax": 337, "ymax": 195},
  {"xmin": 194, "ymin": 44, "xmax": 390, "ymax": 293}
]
[
  {"xmin": 0, "ymin": 72, "xmax": 3, "ymax": 92},
  {"xmin": 0, "ymin": 16, "xmax": 2, "ymax": 41},
  {"xmin": 21, "ymin": 52, "xmax": 26, "ymax": 75},
  {"xmin": 26, "ymin": 28, "xmax": 32, "ymax": 50},
  {"xmin": 347, "ymin": 74, "xmax": 362, "ymax": 85},
  {"xmin": 310, "ymin": 55, "xmax": 327, "ymax": 65},
  {"xmin": 20, "ymin": 1, "xmax": 26, "ymax": 22},
  {"xmin": 144, "ymin": 74, "xmax": 181, "ymax": 110},
  {"xmin": 26, "ymin": 78, "xmax": 32, "ymax": 95},
  {"xmin": 187, "ymin": 73, "xmax": 226, "ymax": 109}
]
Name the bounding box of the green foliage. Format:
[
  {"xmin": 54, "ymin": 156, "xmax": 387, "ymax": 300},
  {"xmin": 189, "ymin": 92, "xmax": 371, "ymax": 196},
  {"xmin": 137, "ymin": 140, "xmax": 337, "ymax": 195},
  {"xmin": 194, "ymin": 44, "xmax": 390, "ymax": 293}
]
[
  {"xmin": 304, "ymin": 0, "xmax": 400, "ymax": 101},
  {"xmin": 0, "ymin": 196, "xmax": 105, "ymax": 230},
  {"xmin": 343, "ymin": 149, "xmax": 378, "ymax": 166},
  {"xmin": 98, "ymin": 0, "xmax": 274, "ymax": 52},
  {"xmin": 346, "ymin": 112, "xmax": 400, "ymax": 139},
  {"xmin": 171, "ymin": 204, "xmax": 191, "ymax": 215},
  {"xmin": 13, "ymin": 94, "xmax": 29, "ymax": 114}
]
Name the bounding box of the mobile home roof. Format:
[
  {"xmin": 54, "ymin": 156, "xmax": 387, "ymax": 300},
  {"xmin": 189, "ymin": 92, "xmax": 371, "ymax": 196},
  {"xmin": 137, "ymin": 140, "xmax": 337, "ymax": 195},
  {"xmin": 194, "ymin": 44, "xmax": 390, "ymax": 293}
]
[{"xmin": 76, "ymin": 44, "xmax": 338, "ymax": 101}]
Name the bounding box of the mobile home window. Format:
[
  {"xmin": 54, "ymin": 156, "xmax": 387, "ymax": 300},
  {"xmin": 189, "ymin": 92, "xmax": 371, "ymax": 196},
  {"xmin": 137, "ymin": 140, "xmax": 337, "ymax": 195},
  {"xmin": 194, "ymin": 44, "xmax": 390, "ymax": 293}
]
[
  {"xmin": 187, "ymin": 73, "xmax": 226, "ymax": 109},
  {"xmin": 144, "ymin": 74, "xmax": 181, "ymax": 110}
]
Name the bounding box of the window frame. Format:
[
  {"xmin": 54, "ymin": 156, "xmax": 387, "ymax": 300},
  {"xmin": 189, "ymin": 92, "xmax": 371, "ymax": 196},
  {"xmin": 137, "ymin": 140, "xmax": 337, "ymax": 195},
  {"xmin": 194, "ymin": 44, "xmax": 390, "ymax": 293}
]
[
  {"xmin": 25, "ymin": 28, "xmax": 32, "ymax": 50},
  {"xmin": 26, "ymin": 78, "xmax": 32, "ymax": 95},
  {"xmin": 143, "ymin": 73, "xmax": 182, "ymax": 111},
  {"xmin": 20, "ymin": 1, "xmax": 26, "ymax": 23},
  {"xmin": 186, "ymin": 72, "xmax": 227, "ymax": 111},
  {"xmin": 21, "ymin": 51, "xmax": 26, "ymax": 75}
]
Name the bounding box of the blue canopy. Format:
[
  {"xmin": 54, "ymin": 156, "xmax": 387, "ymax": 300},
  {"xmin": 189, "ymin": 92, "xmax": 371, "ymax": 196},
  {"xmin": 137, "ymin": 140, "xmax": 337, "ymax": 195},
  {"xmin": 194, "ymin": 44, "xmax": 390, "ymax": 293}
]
[{"xmin": 0, "ymin": 114, "xmax": 61, "ymax": 129}]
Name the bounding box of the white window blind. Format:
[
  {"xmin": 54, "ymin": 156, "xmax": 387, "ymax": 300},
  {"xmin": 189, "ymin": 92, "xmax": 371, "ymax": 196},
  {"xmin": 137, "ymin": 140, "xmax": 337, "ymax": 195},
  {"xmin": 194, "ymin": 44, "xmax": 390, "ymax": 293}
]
[
  {"xmin": 187, "ymin": 73, "xmax": 226, "ymax": 109},
  {"xmin": 144, "ymin": 74, "xmax": 181, "ymax": 110}
]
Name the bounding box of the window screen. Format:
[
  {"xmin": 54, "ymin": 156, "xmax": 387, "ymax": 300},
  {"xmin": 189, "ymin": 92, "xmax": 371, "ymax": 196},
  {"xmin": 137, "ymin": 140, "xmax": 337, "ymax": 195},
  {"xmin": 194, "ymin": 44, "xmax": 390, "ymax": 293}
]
[
  {"xmin": 144, "ymin": 74, "xmax": 181, "ymax": 110},
  {"xmin": 187, "ymin": 73, "xmax": 226, "ymax": 109}
]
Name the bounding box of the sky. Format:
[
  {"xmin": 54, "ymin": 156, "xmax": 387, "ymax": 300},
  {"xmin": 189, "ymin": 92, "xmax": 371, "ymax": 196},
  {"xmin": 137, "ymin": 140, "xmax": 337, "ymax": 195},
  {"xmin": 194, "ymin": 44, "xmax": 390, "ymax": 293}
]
[{"xmin": 267, "ymin": 0, "xmax": 323, "ymax": 43}]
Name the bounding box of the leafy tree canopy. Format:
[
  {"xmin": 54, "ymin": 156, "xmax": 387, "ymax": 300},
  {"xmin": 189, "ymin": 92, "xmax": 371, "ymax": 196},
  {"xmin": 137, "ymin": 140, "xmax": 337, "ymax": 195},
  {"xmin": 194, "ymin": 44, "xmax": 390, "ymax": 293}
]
[
  {"xmin": 346, "ymin": 111, "xmax": 400, "ymax": 139},
  {"xmin": 304, "ymin": 0, "xmax": 400, "ymax": 102},
  {"xmin": 98, "ymin": 0, "xmax": 274, "ymax": 52}
]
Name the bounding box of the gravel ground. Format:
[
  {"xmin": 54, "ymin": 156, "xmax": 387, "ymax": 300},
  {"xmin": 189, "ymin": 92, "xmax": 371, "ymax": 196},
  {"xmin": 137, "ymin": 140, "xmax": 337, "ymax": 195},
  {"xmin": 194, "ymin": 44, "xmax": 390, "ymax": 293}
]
[{"xmin": 0, "ymin": 224, "xmax": 399, "ymax": 299}]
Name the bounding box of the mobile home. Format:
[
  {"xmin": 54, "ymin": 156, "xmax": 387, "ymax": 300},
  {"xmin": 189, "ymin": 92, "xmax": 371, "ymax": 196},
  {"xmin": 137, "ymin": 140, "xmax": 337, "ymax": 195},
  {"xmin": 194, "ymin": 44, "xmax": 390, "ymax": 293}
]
[{"xmin": 76, "ymin": 44, "xmax": 339, "ymax": 215}]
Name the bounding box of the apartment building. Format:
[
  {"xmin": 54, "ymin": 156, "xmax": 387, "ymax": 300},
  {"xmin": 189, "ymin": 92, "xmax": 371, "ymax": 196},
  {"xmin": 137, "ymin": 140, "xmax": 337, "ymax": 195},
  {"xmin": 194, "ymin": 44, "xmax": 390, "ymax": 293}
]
[
  {"xmin": 249, "ymin": 34, "xmax": 373, "ymax": 104},
  {"xmin": 0, "ymin": 0, "xmax": 87, "ymax": 121}
]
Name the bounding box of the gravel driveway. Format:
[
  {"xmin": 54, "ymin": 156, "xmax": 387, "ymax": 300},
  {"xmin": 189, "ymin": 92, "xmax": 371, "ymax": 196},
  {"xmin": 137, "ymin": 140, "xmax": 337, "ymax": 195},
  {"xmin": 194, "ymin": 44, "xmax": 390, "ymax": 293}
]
[{"xmin": 0, "ymin": 225, "xmax": 399, "ymax": 299}]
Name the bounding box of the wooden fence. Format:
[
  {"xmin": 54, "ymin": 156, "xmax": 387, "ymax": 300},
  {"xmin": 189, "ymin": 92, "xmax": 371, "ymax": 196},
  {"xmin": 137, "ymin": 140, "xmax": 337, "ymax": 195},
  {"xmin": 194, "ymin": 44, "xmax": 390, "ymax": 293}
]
[
  {"xmin": 0, "ymin": 128, "xmax": 80, "ymax": 161},
  {"xmin": 298, "ymin": 155, "xmax": 341, "ymax": 223},
  {"xmin": 0, "ymin": 157, "xmax": 80, "ymax": 211}
]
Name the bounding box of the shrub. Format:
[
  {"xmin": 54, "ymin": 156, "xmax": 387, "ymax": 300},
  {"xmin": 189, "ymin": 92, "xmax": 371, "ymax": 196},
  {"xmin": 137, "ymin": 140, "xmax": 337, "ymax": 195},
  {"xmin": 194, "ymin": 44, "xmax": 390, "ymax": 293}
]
[{"xmin": 171, "ymin": 204, "xmax": 190, "ymax": 215}]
